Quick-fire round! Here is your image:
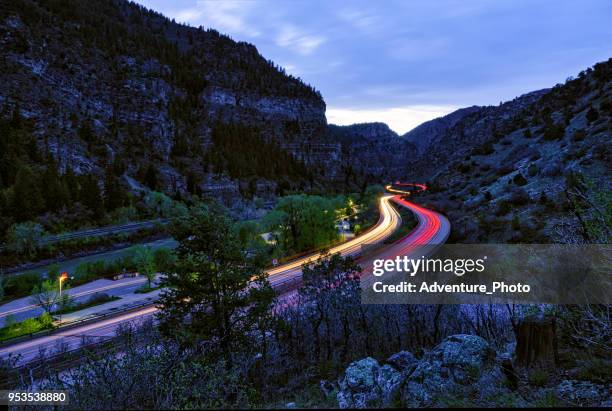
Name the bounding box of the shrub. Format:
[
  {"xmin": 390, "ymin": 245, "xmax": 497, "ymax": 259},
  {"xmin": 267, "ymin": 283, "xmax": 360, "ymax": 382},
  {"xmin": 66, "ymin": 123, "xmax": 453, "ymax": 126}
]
[
  {"xmin": 527, "ymin": 164, "xmax": 538, "ymax": 177},
  {"xmin": 585, "ymin": 107, "xmax": 599, "ymax": 123},
  {"xmin": 154, "ymin": 247, "xmax": 176, "ymax": 273},
  {"xmin": 3, "ymin": 272, "xmax": 41, "ymax": 300},
  {"xmin": 542, "ymin": 123, "xmax": 565, "ymax": 140},
  {"xmin": 513, "ymin": 173, "xmax": 528, "ymax": 186},
  {"xmin": 528, "ymin": 369, "xmax": 549, "ymax": 387},
  {"xmin": 496, "ymin": 201, "xmax": 512, "ymax": 216},
  {"xmin": 509, "ymin": 188, "xmax": 530, "ymax": 205},
  {"xmin": 572, "ymin": 129, "xmax": 586, "ymax": 141}
]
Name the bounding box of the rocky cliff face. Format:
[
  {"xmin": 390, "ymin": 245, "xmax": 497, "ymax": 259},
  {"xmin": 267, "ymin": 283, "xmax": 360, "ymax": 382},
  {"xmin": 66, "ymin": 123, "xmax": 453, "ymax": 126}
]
[
  {"xmin": 328, "ymin": 122, "xmax": 418, "ymax": 183},
  {"xmin": 402, "ymin": 106, "xmax": 481, "ymax": 154},
  {"xmin": 404, "ymin": 90, "xmax": 549, "ymax": 180},
  {"xmin": 409, "ymin": 59, "xmax": 611, "ymax": 243},
  {"xmin": 0, "ymin": 0, "xmax": 344, "ymax": 208}
]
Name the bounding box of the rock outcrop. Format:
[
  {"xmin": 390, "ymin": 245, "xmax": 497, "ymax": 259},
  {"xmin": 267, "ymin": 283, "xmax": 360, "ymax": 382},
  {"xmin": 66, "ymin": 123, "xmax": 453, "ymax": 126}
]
[{"xmin": 337, "ymin": 334, "xmax": 509, "ymax": 408}]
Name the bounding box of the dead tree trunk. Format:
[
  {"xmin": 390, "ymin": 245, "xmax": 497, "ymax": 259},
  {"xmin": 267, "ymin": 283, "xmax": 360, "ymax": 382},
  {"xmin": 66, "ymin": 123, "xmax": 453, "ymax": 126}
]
[{"xmin": 515, "ymin": 314, "xmax": 558, "ymax": 368}]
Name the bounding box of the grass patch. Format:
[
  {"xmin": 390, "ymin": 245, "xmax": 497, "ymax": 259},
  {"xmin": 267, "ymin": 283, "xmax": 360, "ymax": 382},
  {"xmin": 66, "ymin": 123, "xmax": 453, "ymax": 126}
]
[
  {"xmin": 135, "ymin": 285, "xmax": 162, "ymax": 294},
  {"xmin": 0, "ymin": 313, "xmax": 54, "ymax": 342},
  {"xmin": 54, "ymin": 293, "xmax": 120, "ymax": 315},
  {"xmin": 528, "ymin": 369, "xmax": 549, "ymax": 387}
]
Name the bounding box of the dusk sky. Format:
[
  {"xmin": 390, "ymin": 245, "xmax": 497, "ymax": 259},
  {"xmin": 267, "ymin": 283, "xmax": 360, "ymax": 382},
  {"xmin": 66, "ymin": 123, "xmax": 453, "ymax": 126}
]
[{"xmin": 136, "ymin": 0, "xmax": 612, "ymax": 134}]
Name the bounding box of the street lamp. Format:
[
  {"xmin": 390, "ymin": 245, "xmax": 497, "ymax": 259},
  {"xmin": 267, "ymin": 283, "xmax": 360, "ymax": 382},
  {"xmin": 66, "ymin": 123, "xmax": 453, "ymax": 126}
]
[
  {"xmin": 58, "ymin": 272, "xmax": 69, "ymax": 324},
  {"xmin": 59, "ymin": 272, "xmax": 69, "ymax": 298}
]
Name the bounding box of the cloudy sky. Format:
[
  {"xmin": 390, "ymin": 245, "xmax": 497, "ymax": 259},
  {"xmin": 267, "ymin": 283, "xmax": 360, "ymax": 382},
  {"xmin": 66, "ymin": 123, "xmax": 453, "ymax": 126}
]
[{"xmin": 136, "ymin": 0, "xmax": 611, "ymax": 134}]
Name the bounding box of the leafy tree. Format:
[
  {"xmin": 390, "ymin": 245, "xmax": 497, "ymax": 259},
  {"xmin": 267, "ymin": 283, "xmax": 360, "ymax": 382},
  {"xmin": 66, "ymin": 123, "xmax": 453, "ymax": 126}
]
[
  {"xmin": 6, "ymin": 222, "xmax": 45, "ymax": 256},
  {"xmin": 30, "ymin": 279, "xmax": 60, "ymax": 314},
  {"xmin": 153, "ymin": 247, "xmax": 176, "ymax": 274},
  {"xmin": 158, "ymin": 204, "xmax": 274, "ymax": 366},
  {"xmin": 264, "ymin": 195, "xmax": 338, "ymax": 254},
  {"xmin": 134, "ymin": 245, "xmax": 156, "ymax": 287}
]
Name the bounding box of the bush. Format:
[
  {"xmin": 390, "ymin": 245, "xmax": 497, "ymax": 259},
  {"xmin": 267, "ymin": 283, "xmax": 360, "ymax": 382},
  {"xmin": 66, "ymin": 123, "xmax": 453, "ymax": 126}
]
[
  {"xmin": 496, "ymin": 201, "xmax": 512, "ymax": 216},
  {"xmin": 528, "ymin": 369, "xmax": 549, "ymax": 387},
  {"xmin": 509, "ymin": 188, "xmax": 530, "ymax": 205},
  {"xmin": 513, "ymin": 173, "xmax": 528, "ymax": 186},
  {"xmin": 542, "ymin": 123, "xmax": 565, "ymax": 140},
  {"xmin": 0, "ymin": 312, "xmax": 54, "ymax": 342},
  {"xmin": 3, "ymin": 272, "xmax": 41, "ymax": 300},
  {"xmin": 586, "ymin": 107, "xmax": 599, "ymax": 123},
  {"xmin": 153, "ymin": 247, "xmax": 176, "ymax": 273},
  {"xmin": 572, "ymin": 129, "xmax": 586, "ymax": 141},
  {"xmin": 527, "ymin": 164, "xmax": 538, "ymax": 177}
]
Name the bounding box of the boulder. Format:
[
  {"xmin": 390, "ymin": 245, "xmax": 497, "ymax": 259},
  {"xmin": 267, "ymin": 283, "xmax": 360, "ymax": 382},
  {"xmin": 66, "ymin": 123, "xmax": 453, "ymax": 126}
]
[
  {"xmin": 386, "ymin": 351, "xmax": 418, "ymax": 372},
  {"xmin": 556, "ymin": 380, "xmax": 611, "ymax": 407},
  {"xmin": 337, "ymin": 357, "xmax": 402, "ymax": 409},
  {"xmin": 401, "ymin": 334, "xmax": 501, "ymax": 407},
  {"xmin": 411, "ymin": 334, "xmax": 496, "ymax": 386}
]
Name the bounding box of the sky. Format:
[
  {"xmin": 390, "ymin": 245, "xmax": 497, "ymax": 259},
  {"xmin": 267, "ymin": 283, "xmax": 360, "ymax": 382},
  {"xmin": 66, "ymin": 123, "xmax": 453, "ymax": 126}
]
[{"xmin": 135, "ymin": 0, "xmax": 612, "ymax": 134}]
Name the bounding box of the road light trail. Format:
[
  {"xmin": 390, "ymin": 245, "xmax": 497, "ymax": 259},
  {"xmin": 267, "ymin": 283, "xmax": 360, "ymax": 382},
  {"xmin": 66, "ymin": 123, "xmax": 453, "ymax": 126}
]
[{"xmin": 0, "ymin": 188, "xmax": 450, "ymax": 365}]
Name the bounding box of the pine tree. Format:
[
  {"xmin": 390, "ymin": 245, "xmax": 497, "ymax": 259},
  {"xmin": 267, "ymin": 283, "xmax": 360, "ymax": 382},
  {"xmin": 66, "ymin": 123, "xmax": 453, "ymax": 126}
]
[
  {"xmin": 12, "ymin": 165, "xmax": 44, "ymax": 221},
  {"xmin": 41, "ymin": 157, "xmax": 69, "ymax": 211},
  {"xmin": 104, "ymin": 166, "xmax": 128, "ymax": 211},
  {"xmin": 80, "ymin": 174, "xmax": 105, "ymax": 217},
  {"xmin": 158, "ymin": 204, "xmax": 274, "ymax": 367}
]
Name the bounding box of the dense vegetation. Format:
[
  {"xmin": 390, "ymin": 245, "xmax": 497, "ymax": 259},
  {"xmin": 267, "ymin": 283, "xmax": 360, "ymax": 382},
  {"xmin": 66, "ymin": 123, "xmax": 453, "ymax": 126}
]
[{"xmin": 5, "ymin": 204, "xmax": 607, "ymax": 408}]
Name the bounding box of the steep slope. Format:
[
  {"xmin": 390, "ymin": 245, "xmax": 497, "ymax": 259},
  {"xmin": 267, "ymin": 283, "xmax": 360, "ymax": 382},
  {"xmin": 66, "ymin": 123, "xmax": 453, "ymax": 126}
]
[
  {"xmin": 328, "ymin": 122, "xmax": 417, "ymax": 184},
  {"xmin": 402, "ymin": 106, "xmax": 481, "ymax": 154},
  {"xmin": 410, "ymin": 59, "xmax": 611, "ymax": 243},
  {"xmin": 0, "ymin": 0, "xmax": 341, "ymax": 209}
]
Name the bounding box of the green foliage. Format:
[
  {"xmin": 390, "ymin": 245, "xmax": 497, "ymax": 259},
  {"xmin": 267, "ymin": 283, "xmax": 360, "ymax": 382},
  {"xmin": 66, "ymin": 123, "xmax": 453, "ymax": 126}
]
[
  {"xmin": 54, "ymin": 292, "xmax": 119, "ymax": 315},
  {"xmin": 6, "ymin": 222, "xmax": 45, "ymax": 256},
  {"xmin": 74, "ymin": 255, "xmax": 136, "ymax": 283},
  {"xmin": 153, "ymin": 247, "xmax": 176, "ymax": 274},
  {"xmin": 565, "ymin": 172, "xmax": 611, "ymax": 242},
  {"xmin": 204, "ymin": 123, "xmax": 311, "ymax": 183},
  {"xmin": 133, "ymin": 245, "xmax": 156, "ymax": 287},
  {"xmin": 2, "ymin": 272, "xmax": 41, "ymax": 301},
  {"xmin": 41, "ymin": 327, "xmax": 256, "ymax": 409},
  {"xmin": 532, "ymin": 391, "xmax": 563, "ymax": 407},
  {"xmin": 528, "ymin": 369, "xmax": 549, "ymax": 387},
  {"xmin": 0, "ymin": 312, "xmax": 54, "ymax": 342},
  {"xmin": 11, "ymin": 165, "xmax": 44, "ymax": 221},
  {"xmin": 158, "ymin": 204, "xmax": 275, "ymax": 364},
  {"xmin": 264, "ymin": 194, "xmax": 338, "ymax": 255},
  {"xmin": 574, "ymin": 358, "xmax": 612, "ymax": 383},
  {"xmin": 527, "ymin": 163, "xmax": 538, "ymax": 177},
  {"xmin": 30, "ymin": 278, "xmax": 60, "ymax": 313}
]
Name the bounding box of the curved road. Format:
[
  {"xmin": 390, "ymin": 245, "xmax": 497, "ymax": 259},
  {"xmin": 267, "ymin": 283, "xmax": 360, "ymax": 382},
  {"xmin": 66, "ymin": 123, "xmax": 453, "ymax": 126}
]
[{"xmin": 0, "ymin": 191, "xmax": 450, "ymax": 365}]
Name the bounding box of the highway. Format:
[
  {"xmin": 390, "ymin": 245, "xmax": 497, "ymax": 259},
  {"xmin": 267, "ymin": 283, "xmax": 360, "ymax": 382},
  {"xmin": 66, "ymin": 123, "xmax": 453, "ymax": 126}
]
[{"xmin": 0, "ymin": 190, "xmax": 450, "ymax": 365}]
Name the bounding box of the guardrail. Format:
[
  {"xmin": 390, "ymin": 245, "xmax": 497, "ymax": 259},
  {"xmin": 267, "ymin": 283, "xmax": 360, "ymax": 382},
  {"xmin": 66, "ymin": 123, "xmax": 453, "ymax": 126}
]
[
  {"xmin": 0, "ymin": 299, "xmax": 158, "ymax": 349},
  {"xmin": 0, "ymin": 219, "xmax": 169, "ymax": 252}
]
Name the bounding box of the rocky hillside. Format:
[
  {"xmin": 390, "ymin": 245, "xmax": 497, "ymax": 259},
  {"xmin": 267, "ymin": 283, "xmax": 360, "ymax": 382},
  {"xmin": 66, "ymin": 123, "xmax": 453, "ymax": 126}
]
[
  {"xmin": 328, "ymin": 122, "xmax": 417, "ymax": 184},
  {"xmin": 0, "ymin": 0, "xmax": 337, "ymax": 207},
  {"xmin": 335, "ymin": 334, "xmax": 610, "ymax": 408},
  {"xmin": 408, "ymin": 59, "xmax": 611, "ymax": 244},
  {"xmin": 402, "ymin": 105, "xmax": 481, "ymax": 155}
]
